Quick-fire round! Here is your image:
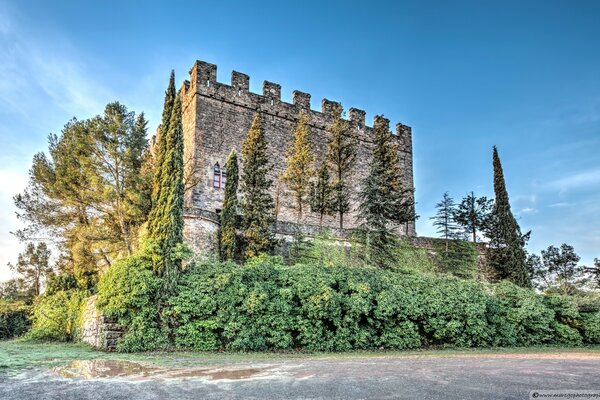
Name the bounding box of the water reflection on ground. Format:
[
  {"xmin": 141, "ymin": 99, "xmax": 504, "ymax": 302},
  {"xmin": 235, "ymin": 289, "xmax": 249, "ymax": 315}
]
[{"xmin": 55, "ymin": 359, "xmax": 268, "ymax": 381}]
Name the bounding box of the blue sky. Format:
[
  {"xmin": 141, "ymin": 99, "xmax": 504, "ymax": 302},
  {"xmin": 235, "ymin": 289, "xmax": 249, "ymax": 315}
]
[{"xmin": 0, "ymin": 0, "xmax": 599, "ymax": 280}]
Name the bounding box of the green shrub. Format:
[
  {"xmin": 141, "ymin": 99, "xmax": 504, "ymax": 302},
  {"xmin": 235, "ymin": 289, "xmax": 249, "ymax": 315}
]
[
  {"xmin": 169, "ymin": 260, "xmax": 590, "ymax": 352},
  {"xmin": 575, "ymin": 295, "xmax": 600, "ymax": 344},
  {"xmin": 0, "ymin": 300, "xmax": 31, "ymax": 338},
  {"xmin": 490, "ymin": 281, "xmax": 556, "ymax": 345},
  {"xmin": 96, "ymin": 255, "xmax": 168, "ymax": 352},
  {"xmin": 26, "ymin": 290, "xmax": 86, "ymax": 341}
]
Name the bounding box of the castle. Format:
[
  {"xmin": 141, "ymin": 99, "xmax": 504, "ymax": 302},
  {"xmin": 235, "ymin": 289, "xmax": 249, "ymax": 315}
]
[{"xmin": 180, "ymin": 59, "xmax": 416, "ymax": 256}]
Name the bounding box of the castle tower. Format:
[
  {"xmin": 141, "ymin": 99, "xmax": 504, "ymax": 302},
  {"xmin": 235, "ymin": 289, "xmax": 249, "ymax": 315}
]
[{"xmin": 180, "ymin": 59, "xmax": 416, "ymax": 256}]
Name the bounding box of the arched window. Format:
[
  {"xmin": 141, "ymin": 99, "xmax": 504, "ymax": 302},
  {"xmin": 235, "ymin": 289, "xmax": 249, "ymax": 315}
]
[
  {"xmin": 221, "ymin": 165, "xmax": 227, "ymax": 187},
  {"xmin": 213, "ymin": 163, "xmax": 221, "ymax": 188}
]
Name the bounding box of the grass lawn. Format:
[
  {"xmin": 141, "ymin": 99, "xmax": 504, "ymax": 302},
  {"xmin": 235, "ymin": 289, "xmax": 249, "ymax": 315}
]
[{"xmin": 2, "ymin": 340, "xmax": 600, "ymax": 372}]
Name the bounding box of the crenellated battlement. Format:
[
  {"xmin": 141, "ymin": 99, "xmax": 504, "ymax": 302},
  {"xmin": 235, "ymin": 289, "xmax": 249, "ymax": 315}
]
[{"xmin": 184, "ymin": 59, "xmax": 410, "ymax": 135}]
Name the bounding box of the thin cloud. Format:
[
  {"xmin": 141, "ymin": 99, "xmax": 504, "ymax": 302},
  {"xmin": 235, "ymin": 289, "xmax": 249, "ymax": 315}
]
[
  {"xmin": 0, "ymin": 12, "xmax": 112, "ymax": 125},
  {"xmin": 548, "ymin": 202, "xmax": 572, "ymax": 208},
  {"xmin": 546, "ymin": 168, "xmax": 600, "ymax": 192}
]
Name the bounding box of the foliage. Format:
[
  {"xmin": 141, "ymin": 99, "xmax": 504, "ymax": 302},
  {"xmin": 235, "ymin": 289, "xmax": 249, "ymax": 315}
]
[
  {"xmin": 486, "ymin": 146, "xmax": 531, "ymax": 288},
  {"xmin": 309, "ymin": 162, "xmax": 334, "ymax": 226},
  {"xmin": 0, "ymin": 300, "xmax": 31, "ymax": 339},
  {"xmin": 96, "ymin": 255, "xmax": 169, "ymax": 352},
  {"xmin": 8, "ymin": 242, "xmax": 53, "ymax": 297},
  {"xmin": 26, "ymin": 289, "xmax": 86, "ymax": 342},
  {"xmin": 454, "ymin": 192, "xmax": 493, "ymax": 243},
  {"xmin": 0, "ymin": 278, "xmax": 31, "ymax": 303},
  {"xmin": 240, "ymin": 113, "xmax": 275, "ymax": 259},
  {"xmin": 325, "ymin": 104, "xmax": 357, "ymax": 229},
  {"xmin": 167, "ymin": 260, "xmax": 596, "ymax": 352},
  {"xmin": 585, "ymin": 258, "xmax": 600, "ymax": 289},
  {"xmin": 146, "ymin": 93, "xmax": 185, "ymax": 291},
  {"xmin": 430, "ymin": 192, "xmax": 461, "ymax": 252},
  {"xmin": 432, "ymin": 239, "xmax": 479, "ymax": 279},
  {"xmin": 358, "ymin": 116, "xmax": 416, "ymax": 268},
  {"xmin": 392, "ymin": 239, "xmax": 438, "ymax": 274},
  {"xmin": 529, "ymin": 244, "xmax": 586, "ymax": 294},
  {"xmin": 219, "ymin": 150, "xmax": 240, "ymax": 262},
  {"xmin": 281, "ymin": 113, "xmax": 315, "ymax": 220},
  {"xmin": 14, "ymin": 102, "xmax": 151, "ymax": 283},
  {"xmin": 148, "ymin": 70, "xmax": 176, "ymax": 219},
  {"xmin": 45, "ymin": 273, "xmax": 78, "ymax": 296}
]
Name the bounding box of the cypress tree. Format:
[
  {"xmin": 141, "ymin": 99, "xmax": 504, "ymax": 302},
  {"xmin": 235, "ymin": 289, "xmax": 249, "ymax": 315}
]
[
  {"xmin": 358, "ymin": 116, "xmax": 415, "ymax": 268},
  {"xmin": 487, "ymin": 146, "xmax": 531, "ymax": 288},
  {"xmin": 148, "ymin": 71, "xmax": 176, "ymax": 237},
  {"xmin": 149, "ymin": 93, "xmax": 184, "ymax": 287},
  {"xmin": 219, "ymin": 150, "xmax": 239, "ymax": 262},
  {"xmin": 326, "ymin": 104, "xmax": 357, "ymax": 229},
  {"xmin": 282, "ymin": 113, "xmax": 315, "ymax": 221},
  {"xmin": 310, "ymin": 161, "xmax": 334, "ymax": 226},
  {"xmin": 240, "ymin": 113, "xmax": 275, "ymax": 259}
]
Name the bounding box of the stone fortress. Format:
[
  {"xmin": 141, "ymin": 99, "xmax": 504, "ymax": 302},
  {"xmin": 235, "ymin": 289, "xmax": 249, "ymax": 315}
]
[{"xmin": 180, "ymin": 59, "xmax": 416, "ymax": 255}]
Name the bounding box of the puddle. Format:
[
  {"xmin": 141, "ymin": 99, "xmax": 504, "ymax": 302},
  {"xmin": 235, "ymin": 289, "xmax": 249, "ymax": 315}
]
[{"xmin": 55, "ymin": 359, "xmax": 269, "ymax": 381}]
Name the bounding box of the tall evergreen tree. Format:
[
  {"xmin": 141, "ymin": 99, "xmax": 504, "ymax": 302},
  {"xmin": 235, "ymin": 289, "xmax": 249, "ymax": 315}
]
[
  {"xmin": 219, "ymin": 150, "xmax": 240, "ymax": 262},
  {"xmin": 148, "ymin": 71, "xmax": 176, "ymax": 237},
  {"xmin": 281, "ymin": 113, "xmax": 315, "ymax": 220},
  {"xmin": 326, "ymin": 104, "xmax": 357, "ymax": 229},
  {"xmin": 454, "ymin": 192, "xmax": 493, "ymax": 243},
  {"xmin": 358, "ymin": 116, "xmax": 416, "ymax": 268},
  {"xmin": 486, "ymin": 146, "xmax": 531, "ymax": 288},
  {"xmin": 8, "ymin": 242, "xmax": 52, "ymax": 297},
  {"xmin": 310, "ymin": 161, "xmax": 334, "ymax": 226},
  {"xmin": 148, "ymin": 93, "xmax": 185, "ymax": 287},
  {"xmin": 430, "ymin": 192, "xmax": 460, "ymax": 253},
  {"xmin": 240, "ymin": 113, "xmax": 275, "ymax": 259},
  {"xmin": 14, "ymin": 102, "xmax": 150, "ymax": 285}
]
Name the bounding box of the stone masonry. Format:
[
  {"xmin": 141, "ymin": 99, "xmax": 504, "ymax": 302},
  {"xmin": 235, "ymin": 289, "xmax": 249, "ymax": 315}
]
[
  {"xmin": 181, "ymin": 59, "xmax": 416, "ymax": 256},
  {"xmin": 80, "ymin": 295, "xmax": 124, "ymax": 350}
]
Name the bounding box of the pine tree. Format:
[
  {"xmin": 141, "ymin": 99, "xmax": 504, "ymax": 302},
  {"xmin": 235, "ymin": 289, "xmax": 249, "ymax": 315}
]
[
  {"xmin": 281, "ymin": 113, "xmax": 315, "ymax": 221},
  {"xmin": 310, "ymin": 161, "xmax": 334, "ymax": 226},
  {"xmin": 326, "ymin": 104, "xmax": 357, "ymax": 229},
  {"xmin": 148, "ymin": 71, "xmax": 176, "ymax": 237},
  {"xmin": 219, "ymin": 150, "xmax": 239, "ymax": 262},
  {"xmin": 14, "ymin": 102, "xmax": 150, "ymax": 282},
  {"xmin": 358, "ymin": 116, "xmax": 416, "ymax": 268},
  {"xmin": 8, "ymin": 242, "xmax": 52, "ymax": 297},
  {"xmin": 430, "ymin": 192, "xmax": 460, "ymax": 253},
  {"xmin": 486, "ymin": 146, "xmax": 531, "ymax": 288},
  {"xmin": 240, "ymin": 113, "xmax": 275, "ymax": 259},
  {"xmin": 148, "ymin": 93, "xmax": 185, "ymax": 287},
  {"xmin": 454, "ymin": 192, "xmax": 493, "ymax": 243}
]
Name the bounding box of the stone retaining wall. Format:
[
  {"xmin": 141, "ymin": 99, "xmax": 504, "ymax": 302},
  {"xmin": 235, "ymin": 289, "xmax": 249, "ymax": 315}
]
[{"xmin": 80, "ymin": 295, "xmax": 124, "ymax": 351}]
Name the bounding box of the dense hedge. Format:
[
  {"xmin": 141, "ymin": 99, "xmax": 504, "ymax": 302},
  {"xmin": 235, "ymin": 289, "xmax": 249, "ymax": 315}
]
[
  {"xmin": 96, "ymin": 255, "xmax": 169, "ymax": 352},
  {"xmin": 164, "ymin": 258, "xmax": 600, "ymax": 352},
  {"xmin": 0, "ymin": 300, "xmax": 31, "ymax": 339}
]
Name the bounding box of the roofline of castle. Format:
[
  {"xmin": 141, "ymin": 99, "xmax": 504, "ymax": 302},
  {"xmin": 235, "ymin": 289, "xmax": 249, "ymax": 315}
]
[{"xmin": 180, "ymin": 59, "xmax": 412, "ymax": 137}]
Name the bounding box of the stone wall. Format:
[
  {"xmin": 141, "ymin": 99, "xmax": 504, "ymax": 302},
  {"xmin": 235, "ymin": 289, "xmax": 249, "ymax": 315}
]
[
  {"xmin": 80, "ymin": 295, "xmax": 124, "ymax": 351},
  {"xmin": 181, "ymin": 59, "xmax": 416, "ymax": 255}
]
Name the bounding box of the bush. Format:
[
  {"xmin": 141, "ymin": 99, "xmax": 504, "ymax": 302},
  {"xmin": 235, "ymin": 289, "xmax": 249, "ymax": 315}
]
[
  {"xmin": 26, "ymin": 290, "xmax": 86, "ymax": 341},
  {"xmin": 169, "ymin": 260, "xmax": 593, "ymax": 352},
  {"xmin": 574, "ymin": 295, "xmax": 600, "ymax": 344},
  {"xmin": 96, "ymin": 255, "xmax": 169, "ymax": 352},
  {"xmin": 0, "ymin": 300, "xmax": 31, "ymax": 339}
]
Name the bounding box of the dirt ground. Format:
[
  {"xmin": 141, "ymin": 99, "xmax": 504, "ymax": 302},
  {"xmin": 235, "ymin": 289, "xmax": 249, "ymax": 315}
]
[{"xmin": 1, "ymin": 350, "xmax": 599, "ymax": 399}]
